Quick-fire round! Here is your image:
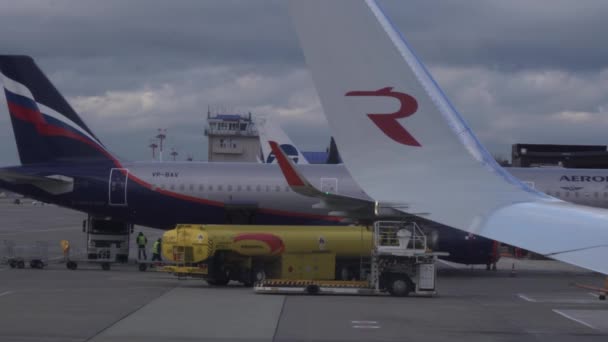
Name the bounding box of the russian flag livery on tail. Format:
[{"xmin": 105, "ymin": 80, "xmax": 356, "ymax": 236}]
[{"xmin": 0, "ymin": 56, "xmax": 112, "ymax": 165}]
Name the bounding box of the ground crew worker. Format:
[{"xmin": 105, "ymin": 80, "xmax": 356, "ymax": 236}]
[
  {"xmin": 152, "ymin": 238, "xmax": 162, "ymax": 262},
  {"xmin": 136, "ymin": 232, "xmax": 148, "ymax": 260},
  {"xmin": 61, "ymin": 240, "xmax": 70, "ymax": 263}
]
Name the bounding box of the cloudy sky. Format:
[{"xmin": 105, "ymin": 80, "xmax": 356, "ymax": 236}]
[{"xmin": 1, "ymin": 0, "xmax": 608, "ymax": 165}]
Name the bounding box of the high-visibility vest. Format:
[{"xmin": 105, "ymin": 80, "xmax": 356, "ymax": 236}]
[
  {"xmin": 137, "ymin": 235, "xmax": 147, "ymax": 246},
  {"xmin": 153, "ymin": 241, "xmax": 161, "ymax": 254}
]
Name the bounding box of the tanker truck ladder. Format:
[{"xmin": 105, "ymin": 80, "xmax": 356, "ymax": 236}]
[
  {"xmin": 151, "ymin": 226, "xmax": 210, "ymax": 278},
  {"xmin": 172, "ymin": 226, "xmax": 189, "ymax": 279},
  {"xmin": 374, "ymin": 221, "xmax": 428, "ymax": 256}
]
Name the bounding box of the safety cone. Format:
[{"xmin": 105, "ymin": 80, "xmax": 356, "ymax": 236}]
[{"xmin": 510, "ymin": 262, "xmax": 516, "ymax": 277}]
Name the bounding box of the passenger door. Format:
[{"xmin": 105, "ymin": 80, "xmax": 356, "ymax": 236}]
[{"xmin": 109, "ymin": 168, "xmax": 129, "ymax": 206}]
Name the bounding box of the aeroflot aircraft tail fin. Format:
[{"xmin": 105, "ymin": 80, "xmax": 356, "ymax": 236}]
[
  {"xmin": 0, "ymin": 55, "xmax": 114, "ymax": 165},
  {"xmin": 290, "ymin": 0, "xmax": 608, "ymax": 274},
  {"xmin": 257, "ymin": 118, "xmax": 308, "ymax": 164}
]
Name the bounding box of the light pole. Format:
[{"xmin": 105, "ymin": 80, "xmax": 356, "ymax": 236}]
[
  {"xmin": 149, "ymin": 142, "xmax": 158, "ymax": 160},
  {"xmin": 156, "ymin": 129, "xmax": 167, "ymax": 162},
  {"xmin": 170, "ymin": 148, "xmax": 178, "ymax": 161}
]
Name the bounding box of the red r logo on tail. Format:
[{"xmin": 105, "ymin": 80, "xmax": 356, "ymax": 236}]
[{"xmin": 345, "ymin": 87, "xmax": 420, "ymax": 147}]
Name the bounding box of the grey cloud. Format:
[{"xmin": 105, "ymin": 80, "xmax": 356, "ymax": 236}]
[
  {"xmin": 2, "ymin": 1, "xmax": 608, "ymax": 166},
  {"xmin": 382, "ymin": 0, "xmax": 608, "ymax": 71},
  {"xmin": 434, "ymin": 65, "xmax": 608, "ymax": 158},
  {"xmin": 67, "ymin": 66, "xmax": 321, "ymax": 162},
  {"xmin": 0, "ymin": 1, "xmax": 299, "ymax": 71}
]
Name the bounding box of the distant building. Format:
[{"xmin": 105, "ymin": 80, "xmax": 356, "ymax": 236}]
[
  {"xmin": 512, "ymin": 144, "xmax": 608, "ymax": 168},
  {"xmin": 205, "ymin": 113, "xmax": 261, "ymax": 162},
  {"xmin": 204, "ymin": 111, "xmax": 336, "ymax": 164}
]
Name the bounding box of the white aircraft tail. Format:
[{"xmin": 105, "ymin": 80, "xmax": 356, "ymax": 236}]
[
  {"xmin": 290, "ymin": 0, "xmax": 608, "ymax": 274},
  {"xmin": 256, "ymin": 118, "xmax": 308, "ymax": 164}
]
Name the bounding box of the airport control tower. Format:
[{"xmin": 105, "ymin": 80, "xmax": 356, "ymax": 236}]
[{"xmin": 205, "ymin": 112, "xmax": 260, "ymax": 162}]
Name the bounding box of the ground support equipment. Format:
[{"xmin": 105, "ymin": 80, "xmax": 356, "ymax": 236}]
[{"xmin": 1, "ymin": 240, "xmax": 48, "ymax": 269}]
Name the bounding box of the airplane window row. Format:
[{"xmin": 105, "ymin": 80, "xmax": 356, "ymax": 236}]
[{"xmin": 155, "ymin": 183, "xmax": 291, "ymax": 193}]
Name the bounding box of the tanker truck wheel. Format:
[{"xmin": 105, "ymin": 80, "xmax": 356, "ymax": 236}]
[
  {"xmin": 388, "ymin": 275, "xmax": 413, "ymax": 297},
  {"xmin": 253, "ymin": 267, "xmax": 266, "ymax": 283},
  {"xmin": 208, "ymin": 267, "xmax": 231, "ymax": 286},
  {"xmin": 339, "ymin": 266, "xmax": 351, "ymax": 281},
  {"xmin": 242, "ymin": 268, "xmax": 254, "ymax": 287},
  {"xmin": 208, "ymin": 278, "xmax": 229, "ymax": 286},
  {"xmin": 244, "ymin": 266, "xmax": 265, "ymax": 287}
]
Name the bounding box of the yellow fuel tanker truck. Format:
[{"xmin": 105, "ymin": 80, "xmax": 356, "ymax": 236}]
[{"xmin": 159, "ymin": 224, "xmax": 373, "ymax": 286}]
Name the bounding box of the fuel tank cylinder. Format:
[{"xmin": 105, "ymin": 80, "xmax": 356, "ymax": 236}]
[{"xmin": 162, "ymin": 224, "xmax": 373, "ymax": 263}]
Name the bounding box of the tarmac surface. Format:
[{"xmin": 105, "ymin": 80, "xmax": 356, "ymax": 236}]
[{"xmin": 0, "ymin": 198, "xmax": 607, "ymax": 342}]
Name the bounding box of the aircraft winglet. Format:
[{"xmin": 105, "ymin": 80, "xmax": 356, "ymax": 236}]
[
  {"xmin": 269, "ymin": 140, "xmax": 376, "ymax": 214},
  {"xmin": 268, "ymin": 141, "xmax": 308, "ymax": 189}
]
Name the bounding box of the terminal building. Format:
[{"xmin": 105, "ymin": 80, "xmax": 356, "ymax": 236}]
[{"xmin": 511, "ymin": 144, "xmax": 608, "ymax": 169}]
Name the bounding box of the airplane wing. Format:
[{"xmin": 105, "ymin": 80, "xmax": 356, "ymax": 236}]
[
  {"xmin": 289, "ymin": 0, "xmax": 608, "ymax": 274},
  {"xmin": 0, "ymin": 169, "xmax": 73, "ymax": 195}
]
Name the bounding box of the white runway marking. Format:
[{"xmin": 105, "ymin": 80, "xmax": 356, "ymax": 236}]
[
  {"xmin": 351, "ymin": 321, "xmax": 377, "ymax": 324},
  {"xmin": 0, "ymin": 291, "xmax": 14, "ymax": 297},
  {"xmin": 588, "ymin": 292, "xmax": 599, "ymax": 298},
  {"xmin": 515, "ymin": 292, "xmax": 606, "ymax": 304},
  {"xmin": 517, "ymin": 293, "xmax": 537, "ymax": 302},
  {"xmin": 553, "ymin": 309, "xmax": 595, "ymax": 330},
  {"xmin": 351, "ymin": 320, "xmax": 380, "ymax": 329}
]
